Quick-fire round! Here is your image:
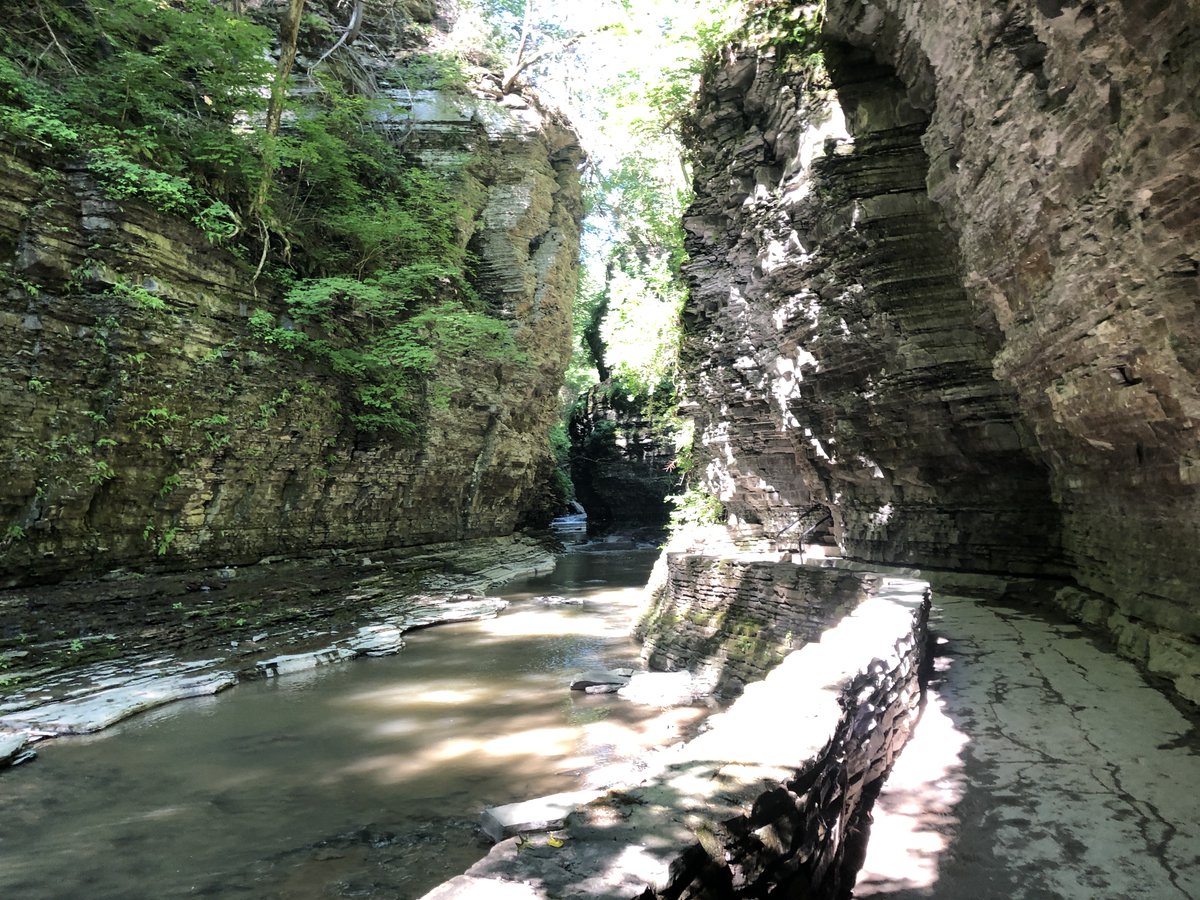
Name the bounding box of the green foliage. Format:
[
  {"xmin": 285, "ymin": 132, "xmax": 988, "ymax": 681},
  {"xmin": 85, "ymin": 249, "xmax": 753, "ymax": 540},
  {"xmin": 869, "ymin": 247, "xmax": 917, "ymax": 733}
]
[
  {"xmin": 251, "ymin": 281, "xmax": 523, "ymax": 436},
  {"xmin": 668, "ymin": 486, "xmax": 727, "ymax": 529},
  {"xmin": 390, "ymin": 52, "xmax": 472, "ymax": 92},
  {"xmin": 0, "ymin": 0, "xmax": 271, "ymax": 222},
  {"xmin": 548, "ymin": 421, "xmax": 575, "ymax": 504},
  {"xmin": 141, "ymin": 519, "xmax": 176, "ymax": 554},
  {"xmin": 160, "ymin": 474, "xmax": 182, "ymax": 498},
  {"xmin": 595, "ymin": 372, "xmax": 678, "ymax": 425},
  {"xmin": 108, "ymin": 279, "xmax": 167, "ymax": 313},
  {"xmin": 631, "ymin": 3, "xmax": 825, "ymax": 135},
  {"xmin": 267, "ymin": 77, "xmax": 472, "ymax": 277},
  {"xmin": 743, "ymin": 1, "xmax": 826, "ymax": 68},
  {"xmin": 0, "ymin": 1, "xmax": 522, "ymax": 444},
  {"xmin": 87, "ymin": 147, "xmax": 198, "ymax": 215},
  {"xmin": 156, "ymin": 527, "xmax": 179, "ymax": 556},
  {"xmin": 193, "ymin": 201, "xmax": 240, "ymax": 244},
  {"xmin": 88, "ymin": 460, "xmax": 116, "ymax": 485},
  {"xmin": 550, "ymin": 421, "xmax": 572, "ymax": 463}
]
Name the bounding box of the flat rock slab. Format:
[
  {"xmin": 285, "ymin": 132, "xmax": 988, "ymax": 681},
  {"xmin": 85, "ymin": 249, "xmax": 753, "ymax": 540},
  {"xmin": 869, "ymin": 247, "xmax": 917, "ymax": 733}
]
[
  {"xmin": 480, "ymin": 789, "xmax": 604, "ymax": 843},
  {"xmin": 257, "ymin": 647, "xmax": 358, "ymax": 677},
  {"xmin": 569, "ymin": 669, "xmax": 633, "ymax": 690},
  {"xmin": 0, "ymin": 670, "xmax": 237, "ymax": 735},
  {"xmin": 0, "ymin": 594, "xmax": 512, "ymax": 746},
  {"xmin": 374, "ymin": 595, "xmax": 510, "ymax": 629},
  {"xmin": 855, "ymin": 595, "xmax": 1200, "ymax": 899},
  {"xmin": 0, "ymin": 732, "xmax": 29, "ymax": 766},
  {"xmin": 258, "ymin": 596, "xmax": 510, "ymax": 676},
  {"xmin": 619, "ymin": 671, "xmax": 700, "ymax": 706}
]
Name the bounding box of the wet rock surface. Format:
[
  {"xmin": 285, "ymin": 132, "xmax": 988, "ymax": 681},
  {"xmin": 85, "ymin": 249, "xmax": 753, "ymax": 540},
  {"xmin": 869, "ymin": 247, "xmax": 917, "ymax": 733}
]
[
  {"xmin": 0, "ymin": 535, "xmax": 553, "ymax": 756},
  {"xmin": 568, "ymin": 669, "xmax": 633, "ymax": 691}
]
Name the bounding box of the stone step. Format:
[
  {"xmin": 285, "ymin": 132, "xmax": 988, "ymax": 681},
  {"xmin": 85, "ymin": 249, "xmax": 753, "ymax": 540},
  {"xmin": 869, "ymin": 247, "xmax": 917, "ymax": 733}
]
[{"xmin": 479, "ymin": 789, "xmax": 604, "ymax": 843}]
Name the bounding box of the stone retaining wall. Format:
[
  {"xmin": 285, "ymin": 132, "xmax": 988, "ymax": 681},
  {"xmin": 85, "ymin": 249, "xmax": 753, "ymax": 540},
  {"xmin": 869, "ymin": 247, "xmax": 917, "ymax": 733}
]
[
  {"xmin": 649, "ymin": 573, "xmax": 929, "ymax": 898},
  {"xmin": 638, "ymin": 553, "xmax": 879, "ymax": 696}
]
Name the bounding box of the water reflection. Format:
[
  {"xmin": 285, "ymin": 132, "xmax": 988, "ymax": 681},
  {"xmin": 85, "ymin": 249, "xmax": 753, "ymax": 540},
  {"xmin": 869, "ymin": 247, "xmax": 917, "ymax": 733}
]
[{"xmin": 0, "ymin": 549, "xmax": 707, "ymax": 900}]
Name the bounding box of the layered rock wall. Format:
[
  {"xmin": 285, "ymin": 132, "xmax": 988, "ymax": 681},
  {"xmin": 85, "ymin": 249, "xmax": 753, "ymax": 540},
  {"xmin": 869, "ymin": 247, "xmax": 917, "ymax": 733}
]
[
  {"xmin": 0, "ymin": 91, "xmax": 582, "ymax": 585},
  {"xmin": 683, "ymin": 40, "xmax": 1064, "ymax": 577},
  {"xmin": 638, "ymin": 553, "xmax": 873, "ymax": 695},
  {"xmin": 682, "ymin": 0, "xmax": 1200, "ymax": 699}
]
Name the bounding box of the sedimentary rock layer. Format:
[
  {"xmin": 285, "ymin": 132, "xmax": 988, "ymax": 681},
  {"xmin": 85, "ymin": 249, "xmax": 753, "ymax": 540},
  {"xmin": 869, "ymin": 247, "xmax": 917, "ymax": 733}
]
[
  {"xmin": 0, "ymin": 91, "xmax": 581, "ymax": 584},
  {"xmin": 681, "ymin": 0, "xmax": 1200, "ymax": 699},
  {"xmin": 637, "ymin": 552, "xmax": 871, "ymax": 695}
]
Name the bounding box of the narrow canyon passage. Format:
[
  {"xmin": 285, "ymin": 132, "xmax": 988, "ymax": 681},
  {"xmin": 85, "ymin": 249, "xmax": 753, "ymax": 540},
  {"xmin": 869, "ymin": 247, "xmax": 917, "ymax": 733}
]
[{"xmin": 855, "ymin": 597, "xmax": 1200, "ymax": 899}]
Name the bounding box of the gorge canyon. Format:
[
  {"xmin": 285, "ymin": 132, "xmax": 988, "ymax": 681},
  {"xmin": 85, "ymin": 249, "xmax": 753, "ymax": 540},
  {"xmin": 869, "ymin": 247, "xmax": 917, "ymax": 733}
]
[{"xmin": 1, "ymin": 0, "xmax": 1198, "ymax": 898}]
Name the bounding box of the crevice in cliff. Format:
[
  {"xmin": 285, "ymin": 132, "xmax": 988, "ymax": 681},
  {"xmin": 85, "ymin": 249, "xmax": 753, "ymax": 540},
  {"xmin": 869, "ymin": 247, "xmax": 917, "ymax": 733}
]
[
  {"xmin": 819, "ymin": 43, "xmax": 1066, "ymax": 575},
  {"xmin": 463, "ymin": 408, "xmax": 502, "ymax": 537}
]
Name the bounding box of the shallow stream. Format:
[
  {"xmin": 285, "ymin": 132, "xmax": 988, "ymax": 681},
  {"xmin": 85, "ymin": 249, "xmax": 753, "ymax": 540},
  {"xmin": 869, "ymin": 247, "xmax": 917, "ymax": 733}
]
[{"xmin": 0, "ymin": 549, "xmax": 703, "ymax": 899}]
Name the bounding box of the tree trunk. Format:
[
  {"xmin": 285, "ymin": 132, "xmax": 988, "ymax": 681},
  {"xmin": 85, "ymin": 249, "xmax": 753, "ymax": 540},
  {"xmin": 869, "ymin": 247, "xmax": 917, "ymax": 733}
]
[
  {"xmin": 249, "ymin": 0, "xmax": 306, "ymax": 275},
  {"xmin": 308, "ymin": 0, "xmax": 365, "ymax": 75},
  {"xmin": 265, "ymin": 0, "xmax": 306, "ymax": 140},
  {"xmin": 250, "ymin": 0, "xmax": 305, "ymax": 225}
]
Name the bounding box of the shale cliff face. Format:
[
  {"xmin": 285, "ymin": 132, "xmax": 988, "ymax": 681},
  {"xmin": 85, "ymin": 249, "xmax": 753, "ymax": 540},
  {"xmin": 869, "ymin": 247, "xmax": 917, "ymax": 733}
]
[
  {"xmin": 0, "ymin": 91, "xmax": 582, "ymax": 585},
  {"xmin": 682, "ymin": 1, "xmax": 1200, "ymax": 699}
]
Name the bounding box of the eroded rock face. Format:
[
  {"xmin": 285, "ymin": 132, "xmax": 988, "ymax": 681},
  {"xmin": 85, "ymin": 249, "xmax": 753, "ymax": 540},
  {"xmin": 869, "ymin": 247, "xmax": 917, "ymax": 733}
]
[
  {"xmin": 0, "ymin": 89, "xmax": 582, "ymax": 584},
  {"xmin": 683, "ymin": 45, "xmax": 1063, "ymax": 575},
  {"xmin": 682, "ymin": 1, "xmax": 1200, "ymax": 698}
]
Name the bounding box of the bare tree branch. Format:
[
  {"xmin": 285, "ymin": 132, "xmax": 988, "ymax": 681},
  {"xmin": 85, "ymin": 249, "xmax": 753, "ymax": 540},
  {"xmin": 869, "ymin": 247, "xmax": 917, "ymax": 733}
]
[
  {"xmin": 308, "ymin": 0, "xmax": 366, "ymax": 75},
  {"xmin": 501, "ymin": 26, "xmax": 613, "ymax": 93},
  {"xmin": 36, "ymin": 5, "xmax": 79, "ymax": 75}
]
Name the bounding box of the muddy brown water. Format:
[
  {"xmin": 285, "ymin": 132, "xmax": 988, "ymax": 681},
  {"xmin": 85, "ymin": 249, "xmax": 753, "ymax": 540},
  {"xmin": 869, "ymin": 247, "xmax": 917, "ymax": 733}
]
[{"xmin": 0, "ymin": 549, "xmax": 705, "ymax": 899}]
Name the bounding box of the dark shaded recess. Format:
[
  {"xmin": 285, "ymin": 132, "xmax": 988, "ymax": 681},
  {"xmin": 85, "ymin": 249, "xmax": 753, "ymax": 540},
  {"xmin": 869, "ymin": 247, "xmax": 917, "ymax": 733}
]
[
  {"xmin": 808, "ymin": 42, "xmax": 1066, "ymax": 575},
  {"xmin": 568, "ymin": 383, "xmax": 681, "ymax": 534}
]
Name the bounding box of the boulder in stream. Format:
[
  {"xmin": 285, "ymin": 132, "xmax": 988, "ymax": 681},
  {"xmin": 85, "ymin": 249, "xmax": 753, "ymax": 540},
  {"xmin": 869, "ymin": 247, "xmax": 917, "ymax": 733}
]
[
  {"xmin": 533, "ymin": 595, "xmax": 583, "ymax": 606},
  {"xmin": 0, "ymin": 732, "xmax": 33, "ymax": 768}
]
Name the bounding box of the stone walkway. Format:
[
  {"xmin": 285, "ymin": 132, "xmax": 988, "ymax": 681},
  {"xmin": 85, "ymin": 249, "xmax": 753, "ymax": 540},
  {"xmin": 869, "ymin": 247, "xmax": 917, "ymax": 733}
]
[{"xmin": 855, "ymin": 596, "xmax": 1200, "ymax": 899}]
